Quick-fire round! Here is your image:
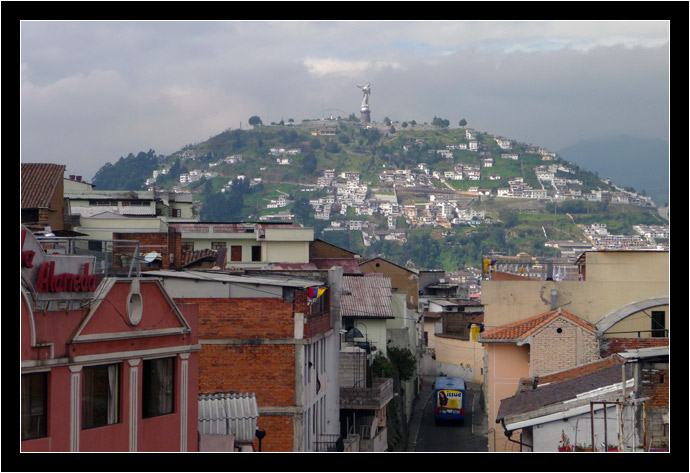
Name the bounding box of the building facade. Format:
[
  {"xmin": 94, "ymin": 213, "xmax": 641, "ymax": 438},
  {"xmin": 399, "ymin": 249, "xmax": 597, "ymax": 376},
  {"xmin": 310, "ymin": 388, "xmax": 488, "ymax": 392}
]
[
  {"xmin": 479, "ymin": 250, "xmax": 669, "ymax": 452},
  {"xmin": 21, "ymin": 225, "xmax": 200, "ymax": 452},
  {"xmin": 143, "ymin": 268, "xmax": 342, "ymax": 452}
]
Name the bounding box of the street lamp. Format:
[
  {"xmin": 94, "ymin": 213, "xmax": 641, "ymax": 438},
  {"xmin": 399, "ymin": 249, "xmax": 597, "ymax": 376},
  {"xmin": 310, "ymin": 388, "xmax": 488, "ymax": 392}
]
[{"xmin": 255, "ymin": 427, "xmax": 266, "ymax": 452}]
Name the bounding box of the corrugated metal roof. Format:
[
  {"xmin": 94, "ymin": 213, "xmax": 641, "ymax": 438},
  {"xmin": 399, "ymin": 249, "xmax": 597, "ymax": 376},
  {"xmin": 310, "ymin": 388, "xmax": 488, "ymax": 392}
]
[
  {"xmin": 198, "ymin": 392, "xmax": 259, "ymax": 443},
  {"xmin": 341, "ymin": 275, "xmax": 394, "ymax": 319}
]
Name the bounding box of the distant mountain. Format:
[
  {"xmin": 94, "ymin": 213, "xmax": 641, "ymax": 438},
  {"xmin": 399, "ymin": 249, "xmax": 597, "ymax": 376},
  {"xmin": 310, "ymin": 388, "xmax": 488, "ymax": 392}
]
[{"xmin": 557, "ymin": 135, "xmax": 669, "ymax": 207}]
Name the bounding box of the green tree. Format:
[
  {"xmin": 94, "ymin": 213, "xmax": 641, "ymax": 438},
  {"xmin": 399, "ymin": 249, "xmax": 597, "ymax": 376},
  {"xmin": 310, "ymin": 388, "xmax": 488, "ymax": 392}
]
[
  {"xmin": 302, "ymin": 152, "xmax": 318, "ymax": 174},
  {"xmin": 387, "ymin": 347, "xmax": 416, "ymax": 382},
  {"xmin": 498, "ymin": 208, "xmax": 519, "ymax": 227},
  {"xmin": 292, "ymin": 196, "xmax": 312, "ymax": 223},
  {"xmin": 432, "ymin": 116, "xmax": 450, "ymax": 129},
  {"xmin": 459, "ymin": 118, "xmax": 467, "ymax": 127},
  {"xmin": 248, "ymin": 115, "xmax": 263, "ymax": 127}
]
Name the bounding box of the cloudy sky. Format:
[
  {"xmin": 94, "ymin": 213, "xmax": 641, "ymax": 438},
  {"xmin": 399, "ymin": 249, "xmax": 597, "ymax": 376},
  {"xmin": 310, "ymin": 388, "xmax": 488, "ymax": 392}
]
[{"xmin": 20, "ymin": 20, "xmax": 670, "ymax": 182}]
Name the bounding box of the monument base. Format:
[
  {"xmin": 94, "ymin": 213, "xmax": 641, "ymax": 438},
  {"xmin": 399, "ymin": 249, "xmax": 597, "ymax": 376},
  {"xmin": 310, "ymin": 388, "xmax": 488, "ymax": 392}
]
[{"xmin": 360, "ymin": 110, "xmax": 371, "ymax": 124}]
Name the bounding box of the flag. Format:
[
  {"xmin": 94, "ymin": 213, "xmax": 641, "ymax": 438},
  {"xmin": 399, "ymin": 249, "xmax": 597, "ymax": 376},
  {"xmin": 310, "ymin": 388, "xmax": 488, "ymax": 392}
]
[{"xmin": 306, "ymin": 287, "xmax": 327, "ymax": 299}]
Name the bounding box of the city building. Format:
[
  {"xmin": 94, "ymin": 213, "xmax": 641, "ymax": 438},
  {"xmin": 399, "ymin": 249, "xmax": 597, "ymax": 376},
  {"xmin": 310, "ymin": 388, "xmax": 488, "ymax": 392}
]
[
  {"xmin": 21, "ymin": 225, "xmax": 200, "ymax": 451},
  {"xmin": 478, "ymin": 250, "xmax": 669, "ymax": 452},
  {"xmin": 142, "ymin": 267, "xmax": 342, "ymax": 452},
  {"xmin": 339, "ymin": 274, "xmax": 396, "ymax": 451},
  {"xmin": 21, "ymin": 163, "xmax": 67, "ymax": 233}
]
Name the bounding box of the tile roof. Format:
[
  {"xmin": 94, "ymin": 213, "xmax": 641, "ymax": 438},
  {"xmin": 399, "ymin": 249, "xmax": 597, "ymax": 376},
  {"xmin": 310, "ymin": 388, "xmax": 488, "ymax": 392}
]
[
  {"xmin": 497, "ymin": 361, "xmax": 634, "ymax": 423},
  {"xmin": 182, "ymin": 248, "xmax": 221, "ymax": 268},
  {"xmin": 480, "ymin": 308, "xmax": 595, "ymax": 343},
  {"xmin": 21, "ymin": 163, "xmax": 66, "ymax": 209},
  {"xmin": 341, "ymin": 274, "xmax": 394, "ymax": 319}
]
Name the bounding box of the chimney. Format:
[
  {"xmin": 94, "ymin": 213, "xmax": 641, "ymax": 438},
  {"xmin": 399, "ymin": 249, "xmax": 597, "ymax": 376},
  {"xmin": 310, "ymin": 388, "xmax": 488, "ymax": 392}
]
[
  {"xmin": 76, "ymin": 176, "xmax": 82, "ymax": 182},
  {"xmin": 69, "ymin": 175, "xmax": 75, "ymax": 180}
]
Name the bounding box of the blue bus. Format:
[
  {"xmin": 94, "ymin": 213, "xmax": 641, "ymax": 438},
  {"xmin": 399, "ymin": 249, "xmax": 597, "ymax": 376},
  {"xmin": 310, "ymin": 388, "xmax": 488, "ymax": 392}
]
[{"xmin": 434, "ymin": 376, "xmax": 466, "ymax": 425}]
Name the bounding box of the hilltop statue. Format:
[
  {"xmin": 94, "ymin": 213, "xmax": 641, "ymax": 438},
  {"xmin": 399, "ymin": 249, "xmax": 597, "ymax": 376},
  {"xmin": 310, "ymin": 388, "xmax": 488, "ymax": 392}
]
[{"xmin": 357, "ymin": 82, "xmax": 371, "ymax": 124}]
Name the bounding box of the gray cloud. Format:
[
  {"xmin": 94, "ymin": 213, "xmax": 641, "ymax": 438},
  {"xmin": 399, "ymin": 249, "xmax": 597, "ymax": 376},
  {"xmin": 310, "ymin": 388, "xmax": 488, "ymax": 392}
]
[{"xmin": 20, "ymin": 20, "xmax": 669, "ymax": 181}]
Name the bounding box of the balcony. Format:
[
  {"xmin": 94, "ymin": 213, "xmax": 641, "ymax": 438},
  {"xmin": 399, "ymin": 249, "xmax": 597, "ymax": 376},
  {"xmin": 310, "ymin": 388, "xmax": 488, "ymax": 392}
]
[
  {"xmin": 312, "ymin": 434, "xmax": 344, "ymax": 452},
  {"xmin": 340, "ymin": 377, "xmax": 394, "ymax": 410}
]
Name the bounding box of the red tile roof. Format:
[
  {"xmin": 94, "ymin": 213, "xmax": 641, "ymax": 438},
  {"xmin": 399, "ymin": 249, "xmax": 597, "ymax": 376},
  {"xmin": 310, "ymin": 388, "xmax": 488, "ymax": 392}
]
[
  {"xmin": 21, "ymin": 163, "xmax": 66, "ymax": 209},
  {"xmin": 481, "ymin": 308, "xmax": 595, "ymax": 343}
]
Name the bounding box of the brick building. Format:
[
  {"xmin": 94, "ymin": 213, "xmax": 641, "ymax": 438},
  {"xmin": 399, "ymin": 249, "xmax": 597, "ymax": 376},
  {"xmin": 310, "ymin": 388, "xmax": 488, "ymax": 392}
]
[
  {"xmin": 21, "ymin": 163, "xmax": 67, "ymax": 233},
  {"xmin": 143, "ymin": 268, "xmax": 343, "ymax": 452}
]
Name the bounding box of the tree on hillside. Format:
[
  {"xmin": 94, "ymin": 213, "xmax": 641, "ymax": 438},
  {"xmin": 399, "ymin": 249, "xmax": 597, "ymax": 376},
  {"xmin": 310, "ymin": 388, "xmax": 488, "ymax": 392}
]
[
  {"xmin": 92, "ymin": 149, "xmax": 159, "ymax": 190},
  {"xmin": 459, "ymin": 118, "xmax": 467, "ymax": 127},
  {"xmin": 432, "ymin": 116, "xmax": 450, "ymax": 129},
  {"xmin": 292, "ymin": 196, "xmax": 312, "ymax": 223},
  {"xmin": 302, "ymin": 152, "xmax": 318, "ymax": 175},
  {"xmin": 248, "ymin": 115, "xmax": 263, "ymax": 127}
]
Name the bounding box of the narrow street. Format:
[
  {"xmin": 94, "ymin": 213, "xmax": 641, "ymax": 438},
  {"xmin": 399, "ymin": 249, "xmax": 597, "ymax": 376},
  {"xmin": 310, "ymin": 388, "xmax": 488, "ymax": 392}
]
[{"xmin": 408, "ymin": 377, "xmax": 488, "ymax": 452}]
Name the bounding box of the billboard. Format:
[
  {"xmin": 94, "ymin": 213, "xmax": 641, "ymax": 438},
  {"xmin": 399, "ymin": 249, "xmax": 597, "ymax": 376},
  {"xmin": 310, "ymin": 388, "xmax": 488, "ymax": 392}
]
[{"xmin": 437, "ymin": 389, "xmax": 463, "ymax": 410}]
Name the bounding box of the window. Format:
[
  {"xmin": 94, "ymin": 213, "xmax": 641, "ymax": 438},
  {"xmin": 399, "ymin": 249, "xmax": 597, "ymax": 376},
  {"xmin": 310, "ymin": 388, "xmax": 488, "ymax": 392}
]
[
  {"xmin": 22, "ymin": 373, "xmax": 47, "ymax": 440},
  {"xmin": 182, "ymin": 242, "xmax": 194, "ymax": 254},
  {"xmin": 309, "ymin": 290, "xmax": 327, "ymax": 315},
  {"xmin": 211, "ymin": 241, "xmax": 226, "ymax": 250},
  {"xmin": 143, "ymin": 358, "xmax": 175, "ymax": 418},
  {"xmin": 251, "ymin": 245, "xmax": 261, "ymax": 262},
  {"xmin": 82, "ymin": 364, "xmax": 120, "ymax": 429},
  {"xmin": 231, "ymin": 245, "xmax": 242, "ymax": 262},
  {"xmin": 651, "ymin": 311, "xmax": 666, "ymax": 337}
]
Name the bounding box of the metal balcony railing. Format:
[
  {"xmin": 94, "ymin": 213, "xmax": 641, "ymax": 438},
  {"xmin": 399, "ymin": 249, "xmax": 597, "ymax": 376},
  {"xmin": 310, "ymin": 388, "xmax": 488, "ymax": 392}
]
[
  {"xmin": 36, "ymin": 237, "xmax": 144, "ymax": 278},
  {"xmin": 312, "ymin": 434, "xmax": 344, "ymax": 452}
]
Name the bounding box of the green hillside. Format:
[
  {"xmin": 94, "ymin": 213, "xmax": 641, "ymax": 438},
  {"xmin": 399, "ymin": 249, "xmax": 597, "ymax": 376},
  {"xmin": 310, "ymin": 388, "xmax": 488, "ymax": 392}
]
[{"xmin": 90, "ymin": 119, "xmax": 667, "ymax": 270}]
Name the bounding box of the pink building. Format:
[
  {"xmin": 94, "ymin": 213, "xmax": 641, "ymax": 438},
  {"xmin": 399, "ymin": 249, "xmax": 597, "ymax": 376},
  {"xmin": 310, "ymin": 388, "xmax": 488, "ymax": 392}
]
[{"xmin": 21, "ymin": 225, "xmax": 200, "ymax": 452}]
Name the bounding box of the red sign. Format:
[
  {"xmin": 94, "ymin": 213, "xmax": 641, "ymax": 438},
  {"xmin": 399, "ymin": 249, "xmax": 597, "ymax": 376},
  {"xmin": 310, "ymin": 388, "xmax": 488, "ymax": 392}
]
[
  {"xmin": 35, "ymin": 261, "xmax": 96, "ymax": 293},
  {"xmin": 21, "ymin": 226, "xmax": 97, "ymax": 294}
]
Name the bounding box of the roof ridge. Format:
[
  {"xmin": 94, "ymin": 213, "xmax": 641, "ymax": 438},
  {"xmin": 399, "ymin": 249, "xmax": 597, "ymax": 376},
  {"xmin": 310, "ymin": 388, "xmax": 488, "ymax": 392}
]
[{"xmin": 483, "ymin": 308, "xmax": 594, "ymax": 342}]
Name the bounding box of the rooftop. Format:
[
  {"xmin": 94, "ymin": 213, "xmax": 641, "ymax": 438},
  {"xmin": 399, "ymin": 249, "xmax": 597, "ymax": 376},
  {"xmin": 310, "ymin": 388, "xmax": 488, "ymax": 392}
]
[
  {"xmin": 21, "ymin": 163, "xmax": 66, "ymax": 209},
  {"xmin": 341, "ymin": 274, "xmax": 394, "ymax": 319},
  {"xmin": 479, "ymin": 308, "xmax": 595, "ymax": 344}
]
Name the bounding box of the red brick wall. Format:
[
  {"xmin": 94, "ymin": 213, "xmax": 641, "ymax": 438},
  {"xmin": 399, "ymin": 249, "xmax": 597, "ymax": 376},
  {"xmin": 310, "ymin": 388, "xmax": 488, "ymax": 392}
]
[
  {"xmin": 181, "ymin": 297, "xmax": 296, "ymax": 339},
  {"xmin": 197, "ymin": 344, "xmax": 295, "ymax": 403},
  {"xmin": 641, "ymin": 365, "xmax": 669, "ymax": 408},
  {"xmin": 113, "ymin": 231, "xmax": 173, "ymax": 269},
  {"xmin": 253, "ymin": 414, "xmax": 294, "ymax": 452},
  {"xmin": 600, "ymin": 337, "xmax": 669, "ymax": 358},
  {"xmin": 176, "ymin": 296, "xmax": 299, "ymax": 451}
]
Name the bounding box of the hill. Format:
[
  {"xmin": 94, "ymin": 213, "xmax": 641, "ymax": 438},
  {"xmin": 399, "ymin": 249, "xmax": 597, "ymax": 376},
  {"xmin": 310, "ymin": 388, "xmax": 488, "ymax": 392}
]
[
  {"xmin": 89, "ymin": 119, "xmax": 668, "ymax": 270},
  {"xmin": 557, "ymin": 135, "xmax": 669, "ymax": 207}
]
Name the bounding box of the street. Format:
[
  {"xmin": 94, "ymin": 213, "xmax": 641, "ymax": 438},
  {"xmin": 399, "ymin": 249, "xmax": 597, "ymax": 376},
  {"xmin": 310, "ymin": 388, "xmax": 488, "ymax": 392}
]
[{"xmin": 409, "ymin": 378, "xmax": 488, "ymax": 452}]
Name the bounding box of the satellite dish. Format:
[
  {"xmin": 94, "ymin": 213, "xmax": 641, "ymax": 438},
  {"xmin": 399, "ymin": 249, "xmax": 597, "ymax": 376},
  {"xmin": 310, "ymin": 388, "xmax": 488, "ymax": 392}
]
[{"xmin": 143, "ymin": 252, "xmax": 159, "ymax": 263}]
